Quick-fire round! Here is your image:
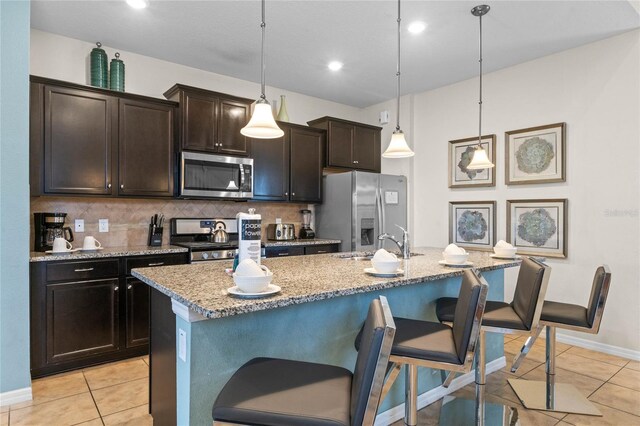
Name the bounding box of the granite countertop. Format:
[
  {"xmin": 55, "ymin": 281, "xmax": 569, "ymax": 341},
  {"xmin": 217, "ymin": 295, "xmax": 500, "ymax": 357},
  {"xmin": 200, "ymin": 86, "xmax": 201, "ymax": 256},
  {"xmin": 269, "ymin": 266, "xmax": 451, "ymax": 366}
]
[
  {"xmin": 132, "ymin": 247, "xmax": 520, "ymax": 320},
  {"xmin": 29, "ymin": 245, "xmax": 188, "ymax": 262},
  {"xmin": 264, "ymin": 238, "xmax": 341, "ymax": 247}
]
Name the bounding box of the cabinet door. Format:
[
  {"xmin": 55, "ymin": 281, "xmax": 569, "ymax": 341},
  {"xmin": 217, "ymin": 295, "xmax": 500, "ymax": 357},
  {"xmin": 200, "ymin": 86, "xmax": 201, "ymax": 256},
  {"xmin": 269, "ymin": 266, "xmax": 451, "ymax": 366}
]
[
  {"xmin": 217, "ymin": 99, "xmax": 251, "ymax": 156},
  {"xmin": 265, "ymin": 246, "xmax": 305, "ymax": 258},
  {"xmin": 327, "ymin": 121, "xmax": 354, "ymax": 168},
  {"xmin": 290, "ymin": 127, "xmax": 324, "ymax": 203},
  {"xmin": 353, "ymin": 125, "xmax": 381, "ymax": 172},
  {"xmin": 43, "ymin": 85, "xmax": 115, "ymax": 194},
  {"xmin": 251, "ymin": 128, "xmax": 290, "ymax": 201},
  {"xmin": 126, "ymin": 278, "xmax": 150, "ymax": 348},
  {"xmin": 46, "ymin": 279, "xmax": 119, "ymax": 364},
  {"xmin": 182, "ymin": 91, "xmax": 217, "ymax": 152},
  {"xmin": 119, "ymin": 99, "xmax": 174, "ymax": 197}
]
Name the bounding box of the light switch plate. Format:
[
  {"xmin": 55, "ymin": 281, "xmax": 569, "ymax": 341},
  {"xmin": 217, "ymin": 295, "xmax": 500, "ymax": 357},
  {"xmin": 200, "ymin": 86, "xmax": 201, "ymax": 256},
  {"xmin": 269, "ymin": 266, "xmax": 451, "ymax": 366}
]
[
  {"xmin": 178, "ymin": 329, "xmax": 187, "ymax": 362},
  {"xmin": 74, "ymin": 219, "xmax": 84, "ymax": 232},
  {"xmin": 98, "ymin": 219, "xmax": 109, "ymax": 232}
]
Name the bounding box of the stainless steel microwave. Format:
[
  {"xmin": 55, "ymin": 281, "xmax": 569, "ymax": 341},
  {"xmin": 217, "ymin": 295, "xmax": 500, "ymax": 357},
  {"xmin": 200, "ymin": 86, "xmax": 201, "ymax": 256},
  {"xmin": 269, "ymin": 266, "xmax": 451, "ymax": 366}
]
[{"xmin": 180, "ymin": 151, "xmax": 253, "ymax": 199}]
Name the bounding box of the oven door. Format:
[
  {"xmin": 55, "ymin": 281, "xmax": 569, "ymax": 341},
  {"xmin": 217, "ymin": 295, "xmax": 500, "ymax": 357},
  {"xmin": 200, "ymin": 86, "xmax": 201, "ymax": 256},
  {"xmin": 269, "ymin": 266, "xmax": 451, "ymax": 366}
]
[{"xmin": 180, "ymin": 152, "xmax": 253, "ymax": 199}]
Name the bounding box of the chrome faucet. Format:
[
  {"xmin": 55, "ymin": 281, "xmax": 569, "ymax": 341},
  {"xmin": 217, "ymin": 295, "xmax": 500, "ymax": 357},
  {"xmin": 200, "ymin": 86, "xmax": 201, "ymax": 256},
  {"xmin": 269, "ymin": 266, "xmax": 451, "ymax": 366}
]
[{"xmin": 378, "ymin": 225, "xmax": 411, "ymax": 259}]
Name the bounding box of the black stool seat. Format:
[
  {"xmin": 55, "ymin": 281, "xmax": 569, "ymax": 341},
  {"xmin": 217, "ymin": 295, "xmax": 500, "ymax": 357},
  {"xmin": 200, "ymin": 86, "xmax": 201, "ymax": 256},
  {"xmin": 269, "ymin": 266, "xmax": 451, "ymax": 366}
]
[
  {"xmin": 357, "ymin": 318, "xmax": 461, "ymax": 365},
  {"xmin": 541, "ymin": 301, "xmax": 589, "ymax": 328},
  {"xmin": 437, "ymin": 298, "xmax": 528, "ymax": 330},
  {"xmin": 212, "ymin": 357, "xmax": 352, "ymax": 426}
]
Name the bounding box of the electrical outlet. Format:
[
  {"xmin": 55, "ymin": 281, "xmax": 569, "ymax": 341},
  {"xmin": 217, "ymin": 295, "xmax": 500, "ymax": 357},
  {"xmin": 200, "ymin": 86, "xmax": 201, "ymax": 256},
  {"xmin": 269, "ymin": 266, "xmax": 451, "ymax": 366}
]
[
  {"xmin": 99, "ymin": 219, "xmax": 109, "ymax": 232},
  {"xmin": 74, "ymin": 219, "xmax": 85, "ymax": 233},
  {"xmin": 179, "ymin": 329, "xmax": 187, "ymax": 362},
  {"xmin": 275, "ymin": 218, "xmax": 282, "ymax": 224}
]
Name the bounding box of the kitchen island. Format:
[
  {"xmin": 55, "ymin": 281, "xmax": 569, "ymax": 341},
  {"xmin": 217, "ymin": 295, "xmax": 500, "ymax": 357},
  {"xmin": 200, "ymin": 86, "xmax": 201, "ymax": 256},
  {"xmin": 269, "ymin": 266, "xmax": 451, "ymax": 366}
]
[{"xmin": 132, "ymin": 248, "xmax": 520, "ymax": 425}]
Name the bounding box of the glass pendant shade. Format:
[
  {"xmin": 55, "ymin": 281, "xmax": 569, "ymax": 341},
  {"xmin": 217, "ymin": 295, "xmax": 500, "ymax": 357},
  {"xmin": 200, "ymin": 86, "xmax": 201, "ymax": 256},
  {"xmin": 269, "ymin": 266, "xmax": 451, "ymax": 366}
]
[
  {"xmin": 467, "ymin": 146, "xmax": 494, "ymax": 169},
  {"xmin": 382, "ymin": 130, "xmax": 415, "ymax": 158},
  {"xmin": 241, "ymin": 100, "xmax": 284, "ymax": 139}
]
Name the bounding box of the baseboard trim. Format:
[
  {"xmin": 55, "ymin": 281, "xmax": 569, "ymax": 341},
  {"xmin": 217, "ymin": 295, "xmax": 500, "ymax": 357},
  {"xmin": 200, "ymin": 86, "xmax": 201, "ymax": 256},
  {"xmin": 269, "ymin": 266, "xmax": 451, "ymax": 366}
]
[
  {"xmin": 374, "ymin": 356, "xmax": 507, "ymax": 426},
  {"xmin": 556, "ymin": 332, "xmax": 640, "ymax": 361},
  {"xmin": 0, "ymin": 387, "xmax": 32, "ymax": 407}
]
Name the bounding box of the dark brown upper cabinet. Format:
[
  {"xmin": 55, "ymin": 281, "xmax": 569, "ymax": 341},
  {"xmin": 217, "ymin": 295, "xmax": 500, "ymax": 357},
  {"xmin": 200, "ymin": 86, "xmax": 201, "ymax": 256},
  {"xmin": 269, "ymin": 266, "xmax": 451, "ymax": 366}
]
[
  {"xmin": 307, "ymin": 116, "xmax": 381, "ymax": 173},
  {"xmin": 164, "ymin": 84, "xmax": 252, "ymax": 157},
  {"xmin": 252, "ymin": 122, "xmax": 325, "ymax": 204},
  {"xmin": 30, "ymin": 76, "xmax": 177, "ymax": 198}
]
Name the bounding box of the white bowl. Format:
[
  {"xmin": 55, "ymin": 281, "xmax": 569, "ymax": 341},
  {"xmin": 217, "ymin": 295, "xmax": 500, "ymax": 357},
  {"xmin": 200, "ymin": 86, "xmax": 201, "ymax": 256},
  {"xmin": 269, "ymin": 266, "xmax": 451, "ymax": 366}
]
[
  {"xmin": 442, "ymin": 252, "xmax": 469, "ymax": 265},
  {"xmin": 493, "ymin": 247, "xmax": 517, "ymax": 257},
  {"xmin": 371, "ymin": 258, "xmax": 401, "ymax": 274},
  {"xmin": 233, "ymin": 271, "xmax": 273, "ymax": 293}
]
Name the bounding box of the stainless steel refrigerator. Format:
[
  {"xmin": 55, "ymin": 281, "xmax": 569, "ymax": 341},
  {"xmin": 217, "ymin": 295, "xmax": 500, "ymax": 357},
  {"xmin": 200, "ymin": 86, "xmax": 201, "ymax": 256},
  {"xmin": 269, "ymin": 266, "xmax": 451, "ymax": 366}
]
[{"xmin": 315, "ymin": 171, "xmax": 407, "ymax": 253}]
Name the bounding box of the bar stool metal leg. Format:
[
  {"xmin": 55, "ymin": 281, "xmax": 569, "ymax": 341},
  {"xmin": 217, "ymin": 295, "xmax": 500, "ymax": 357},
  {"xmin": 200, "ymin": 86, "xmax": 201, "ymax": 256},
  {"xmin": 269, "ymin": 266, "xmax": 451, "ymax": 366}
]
[{"xmin": 404, "ymin": 364, "xmax": 418, "ymax": 426}]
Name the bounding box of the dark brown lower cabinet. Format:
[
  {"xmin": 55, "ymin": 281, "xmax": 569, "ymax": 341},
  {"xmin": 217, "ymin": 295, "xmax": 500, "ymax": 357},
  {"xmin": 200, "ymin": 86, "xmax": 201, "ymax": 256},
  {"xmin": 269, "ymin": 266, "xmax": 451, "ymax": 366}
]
[
  {"xmin": 46, "ymin": 279, "xmax": 119, "ymax": 364},
  {"xmin": 126, "ymin": 278, "xmax": 150, "ymax": 348}
]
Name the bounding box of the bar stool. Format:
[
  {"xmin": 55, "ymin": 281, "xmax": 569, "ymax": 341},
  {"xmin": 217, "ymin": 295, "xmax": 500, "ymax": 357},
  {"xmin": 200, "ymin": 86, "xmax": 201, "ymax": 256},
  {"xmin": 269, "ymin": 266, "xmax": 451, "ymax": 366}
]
[
  {"xmin": 435, "ymin": 257, "xmax": 551, "ymax": 422},
  {"xmin": 212, "ymin": 296, "xmax": 396, "ymax": 426},
  {"xmin": 508, "ymin": 265, "xmax": 612, "ymax": 416},
  {"xmin": 356, "ymin": 269, "xmax": 489, "ymax": 426}
]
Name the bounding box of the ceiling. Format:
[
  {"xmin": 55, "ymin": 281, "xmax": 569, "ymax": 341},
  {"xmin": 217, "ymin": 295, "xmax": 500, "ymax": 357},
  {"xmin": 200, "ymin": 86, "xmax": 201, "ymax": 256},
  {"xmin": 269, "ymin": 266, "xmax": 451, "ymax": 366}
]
[{"xmin": 31, "ymin": 1, "xmax": 639, "ymax": 107}]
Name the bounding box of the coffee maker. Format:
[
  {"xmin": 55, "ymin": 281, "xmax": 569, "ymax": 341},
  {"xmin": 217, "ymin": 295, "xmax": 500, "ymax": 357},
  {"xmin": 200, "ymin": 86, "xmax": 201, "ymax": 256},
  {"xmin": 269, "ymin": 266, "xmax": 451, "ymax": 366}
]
[
  {"xmin": 34, "ymin": 212, "xmax": 74, "ymax": 252},
  {"xmin": 299, "ymin": 209, "xmax": 315, "ymax": 239}
]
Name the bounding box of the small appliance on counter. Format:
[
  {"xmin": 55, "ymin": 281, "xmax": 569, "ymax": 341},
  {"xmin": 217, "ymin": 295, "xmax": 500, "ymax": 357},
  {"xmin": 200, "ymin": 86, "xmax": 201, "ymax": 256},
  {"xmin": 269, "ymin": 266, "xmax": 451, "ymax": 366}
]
[
  {"xmin": 299, "ymin": 209, "xmax": 315, "ymax": 239},
  {"xmin": 267, "ymin": 223, "xmax": 296, "ymax": 241},
  {"xmin": 34, "ymin": 212, "xmax": 74, "ymax": 252}
]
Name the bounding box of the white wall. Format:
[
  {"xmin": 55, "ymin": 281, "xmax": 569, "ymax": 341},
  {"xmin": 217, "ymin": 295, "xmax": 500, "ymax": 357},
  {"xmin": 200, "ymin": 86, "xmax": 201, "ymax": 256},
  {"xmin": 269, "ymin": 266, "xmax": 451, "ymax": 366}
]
[
  {"xmin": 30, "ymin": 30, "xmax": 362, "ymax": 125},
  {"xmin": 412, "ymin": 30, "xmax": 640, "ymax": 352}
]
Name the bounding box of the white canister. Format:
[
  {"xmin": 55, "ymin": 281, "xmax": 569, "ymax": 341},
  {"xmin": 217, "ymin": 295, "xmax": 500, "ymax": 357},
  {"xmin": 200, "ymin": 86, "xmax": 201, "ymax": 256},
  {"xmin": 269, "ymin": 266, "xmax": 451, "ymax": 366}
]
[{"xmin": 236, "ymin": 208, "xmax": 262, "ymax": 265}]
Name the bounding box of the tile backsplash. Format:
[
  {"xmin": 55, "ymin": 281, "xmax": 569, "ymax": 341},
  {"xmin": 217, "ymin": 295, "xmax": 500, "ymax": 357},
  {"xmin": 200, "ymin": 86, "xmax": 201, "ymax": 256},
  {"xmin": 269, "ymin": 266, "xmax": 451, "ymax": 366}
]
[{"xmin": 30, "ymin": 197, "xmax": 308, "ymax": 249}]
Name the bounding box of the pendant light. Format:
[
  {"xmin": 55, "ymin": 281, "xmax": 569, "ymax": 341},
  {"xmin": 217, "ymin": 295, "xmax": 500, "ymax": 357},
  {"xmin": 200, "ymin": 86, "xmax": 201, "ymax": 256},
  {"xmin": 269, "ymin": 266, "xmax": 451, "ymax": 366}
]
[
  {"xmin": 240, "ymin": 0, "xmax": 284, "ymax": 139},
  {"xmin": 382, "ymin": 0, "xmax": 414, "ymax": 158},
  {"xmin": 467, "ymin": 4, "xmax": 494, "ymax": 169}
]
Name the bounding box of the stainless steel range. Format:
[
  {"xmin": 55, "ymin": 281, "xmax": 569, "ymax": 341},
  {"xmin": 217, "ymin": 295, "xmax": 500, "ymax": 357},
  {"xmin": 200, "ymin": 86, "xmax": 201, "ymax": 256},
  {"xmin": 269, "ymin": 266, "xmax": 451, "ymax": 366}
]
[{"xmin": 170, "ymin": 218, "xmax": 240, "ymax": 262}]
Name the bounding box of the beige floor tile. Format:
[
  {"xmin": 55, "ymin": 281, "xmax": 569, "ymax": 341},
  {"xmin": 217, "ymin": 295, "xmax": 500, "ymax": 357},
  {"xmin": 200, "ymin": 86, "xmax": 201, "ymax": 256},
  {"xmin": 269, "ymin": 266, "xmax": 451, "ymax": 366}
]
[
  {"xmin": 75, "ymin": 419, "xmax": 104, "ymax": 426},
  {"xmin": 589, "ymin": 383, "xmax": 640, "ymax": 416},
  {"xmin": 10, "ymin": 393, "xmax": 99, "ymax": 426},
  {"xmin": 520, "ymin": 365, "xmax": 604, "ymax": 397},
  {"xmin": 625, "ymin": 360, "xmax": 640, "ymax": 371},
  {"xmin": 10, "ymin": 372, "xmax": 89, "ymax": 410},
  {"xmin": 102, "ymin": 404, "xmax": 152, "ymax": 426},
  {"xmin": 501, "ymin": 357, "xmax": 544, "ymax": 378},
  {"xmin": 83, "ymin": 359, "xmax": 148, "ymax": 391},
  {"xmin": 92, "ymin": 378, "xmax": 148, "ymax": 416},
  {"xmin": 142, "ymin": 356, "xmax": 149, "ymax": 366},
  {"xmin": 608, "ymin": 367, "xmax": 640, "ymax": 392},
  {"xmin": 556, "ymin": 352, "xmax": 623, "ymax": 382},
  {"xmin": 565, "ymin": 346, "xmax": 630, "ymax": 367},
  {"xmin": 513, "ymin": 335, "xmax": 571, "ymax": 353},
  {"xmin": 0, "ymin": 405, "xmax": 7, "ymax": 414},
  {"xmin": 505, "ymin": 340, "xmax": 548, "ymax": 364},
  {"xmin": 1, "ymin": 412, "xmax": 7, "ymax": 426},
  {"xmin": 563, "ymin": 401, "xmax": 640, "ymax": 425}
]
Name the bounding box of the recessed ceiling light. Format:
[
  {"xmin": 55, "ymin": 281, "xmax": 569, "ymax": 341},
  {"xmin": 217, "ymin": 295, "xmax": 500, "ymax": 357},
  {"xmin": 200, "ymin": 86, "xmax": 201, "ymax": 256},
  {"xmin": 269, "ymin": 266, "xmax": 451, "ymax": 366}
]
[
  {"xmin": 408, "ymin": 21, "xmax": 427, "ymax": 34},
  {"xmin": 126, "ymin": 0, "xmax": 149, "ymax": 9},
  {"xmin": 328, "ymin": 61, "xmax": 343, "ymax": 71}
]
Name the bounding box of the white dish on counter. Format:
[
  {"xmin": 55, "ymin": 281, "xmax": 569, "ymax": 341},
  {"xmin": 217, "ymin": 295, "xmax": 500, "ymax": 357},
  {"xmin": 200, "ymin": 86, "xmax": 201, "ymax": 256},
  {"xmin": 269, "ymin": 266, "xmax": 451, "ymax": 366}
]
[
  {"xmin": 438, "ymin": 260, "xmax": 474, "ymax": 267},
  {"xmin": 227, "ymin": 284, "xmax": 281, "ymax": 299},
  {"xmin": 80, "ymin": 247, "xmax": 105, "ymax": 252},
  {"xmin": 364, "ymin": 267, "xmax": 404, "ymax": 277},
  {"xmin": 45, "ymin": 249, "xmax": 80, "ymax": 254},
  {"xmin": 490, "ymin": 254, "xmax": 521, "ymax": 260}
]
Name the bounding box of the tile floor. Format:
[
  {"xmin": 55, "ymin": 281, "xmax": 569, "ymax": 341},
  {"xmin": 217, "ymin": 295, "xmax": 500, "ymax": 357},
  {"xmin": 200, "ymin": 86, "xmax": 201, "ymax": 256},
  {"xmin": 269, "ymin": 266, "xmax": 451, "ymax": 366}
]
[{"xmin": 1, "ymin": 338, "xmax": 638, "ymax": 425}]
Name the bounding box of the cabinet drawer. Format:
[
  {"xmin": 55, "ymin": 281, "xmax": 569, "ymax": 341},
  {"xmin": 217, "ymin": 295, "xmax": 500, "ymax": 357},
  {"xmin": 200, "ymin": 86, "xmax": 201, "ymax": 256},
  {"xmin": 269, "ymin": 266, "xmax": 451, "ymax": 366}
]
[
  {"xmin": 265, "ymin": 246, "xmax": 305, "ymax": 258},
  {"xmin": 46, "ymin": 259, "xmax": 119, "ymax": 282},
  {"xmin": 125, "ymin": 253, "xmax": 187, "ymax": 275},
  {"xmin": 304, "ymin": 244, "xmax": 339, "ymax": 255}
]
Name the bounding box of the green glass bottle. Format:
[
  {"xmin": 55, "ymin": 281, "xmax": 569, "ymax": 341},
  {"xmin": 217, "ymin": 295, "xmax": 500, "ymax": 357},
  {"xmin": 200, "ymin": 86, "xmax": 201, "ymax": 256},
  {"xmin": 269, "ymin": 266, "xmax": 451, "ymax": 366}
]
[
  {"xmin": 90, "ymin": 42, "xmax": 108, "ymax": 88},
  {"xmin": 109, "ymin": 52, "xmax": 125, "ymax": 92}
]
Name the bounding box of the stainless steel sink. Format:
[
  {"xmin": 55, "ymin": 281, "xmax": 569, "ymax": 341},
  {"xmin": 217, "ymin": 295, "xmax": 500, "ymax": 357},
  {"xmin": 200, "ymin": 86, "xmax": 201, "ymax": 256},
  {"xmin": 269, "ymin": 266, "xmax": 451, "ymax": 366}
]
[{"xmin": 335, "ymin": 252, "xmax": 423, "ymax": 261}]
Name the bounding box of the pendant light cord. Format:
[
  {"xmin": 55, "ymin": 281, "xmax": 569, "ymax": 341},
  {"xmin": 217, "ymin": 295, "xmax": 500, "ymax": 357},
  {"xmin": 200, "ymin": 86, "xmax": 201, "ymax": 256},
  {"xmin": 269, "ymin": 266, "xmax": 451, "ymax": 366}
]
[
  {"xmin": 260, "ymin": 0, "xmax": 266, "ymax": 100},
  {"xmin": 395, "ymin": 0, "xmax": 401, "ymax": 132},
  {"xmin": 477, "ymin": 11, "xmax": 483, "ymax": 146}
]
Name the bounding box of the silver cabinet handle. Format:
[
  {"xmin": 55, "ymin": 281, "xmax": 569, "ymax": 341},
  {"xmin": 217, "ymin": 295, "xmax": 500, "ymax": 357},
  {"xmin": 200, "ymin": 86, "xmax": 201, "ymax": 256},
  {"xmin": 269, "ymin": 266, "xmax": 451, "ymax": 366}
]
[
  {"xmin": 277, "ymin": 252, "xmax": 289, "ymax": 256},
  {"xmin": 107, "ymin": 183, "xmax": 112, "ymax": 189},
  {"xmin": 316, "ymin": 250, "xmax": 328, "ymax": 254},
  {"xmin": 127, "ymin": 284, "xmax": 132, "ymax": 290},
  {"xmin": 120, "ymin": 184, "xmax": 124, "ymax": 189},
  {"xmin": 148, "ymin": 262, "xmax": 165, "ymax": 267},
  {"xmin": 285, "ymin": 192, "xmax": 288, "ymax": 196},
  {"xmin": 114, "ymin": 286, "xmax": 119, "ymax": 291},
  {"xmin": 219, "ymin": 142, "xmax": 223, "ymax": 147},
  {"xmin": 74, "ymin": 267, "xmax": 94, "ymax": 272},
  {"xmin": 353, "ymin": 160, "xmax": 359, "ymax": 164},
  {"xmin": 292, "ymin": 192, "xmax": 296, "ymax": 196}
]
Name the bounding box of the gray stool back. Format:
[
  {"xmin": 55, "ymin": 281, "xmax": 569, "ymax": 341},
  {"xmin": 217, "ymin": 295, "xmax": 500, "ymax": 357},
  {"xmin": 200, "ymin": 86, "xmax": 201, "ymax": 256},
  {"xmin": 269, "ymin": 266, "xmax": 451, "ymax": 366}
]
[
  {"xmin": 452, "ymin": 269, "xmax": 489, "ymax": 367},
  {"xmin": 511, "ymin": 257, "xmax": 550, "ymax": 330},
  {"xmin": 584, "ymin": 265, "xmax": 612, "ymax": 332}
]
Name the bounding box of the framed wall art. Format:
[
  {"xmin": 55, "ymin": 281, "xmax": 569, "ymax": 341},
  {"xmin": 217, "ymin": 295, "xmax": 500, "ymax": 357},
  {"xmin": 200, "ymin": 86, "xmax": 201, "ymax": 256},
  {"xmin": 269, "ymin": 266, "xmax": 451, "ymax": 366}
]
[
  {"xmin": 507, "ymin": 199, "xmax": 568, "ymax": 258},
  {"xmin": 505, "ymin": 122, "xmax": 566, "ymax": 185},
  {"xmin": 448, "ymin": 135, "xmax": 496, "ymax": 188},
  {"xmin": 449, "ymin": 201, "xmax": 496, "ymax": 251}
]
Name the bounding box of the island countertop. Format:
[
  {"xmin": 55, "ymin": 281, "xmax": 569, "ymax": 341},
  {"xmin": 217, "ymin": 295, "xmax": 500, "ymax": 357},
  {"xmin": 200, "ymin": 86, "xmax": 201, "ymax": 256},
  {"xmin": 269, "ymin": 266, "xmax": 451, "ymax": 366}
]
[{"xmin": 132, "ymin": 247, "xmax": 520, "ymax": 319}]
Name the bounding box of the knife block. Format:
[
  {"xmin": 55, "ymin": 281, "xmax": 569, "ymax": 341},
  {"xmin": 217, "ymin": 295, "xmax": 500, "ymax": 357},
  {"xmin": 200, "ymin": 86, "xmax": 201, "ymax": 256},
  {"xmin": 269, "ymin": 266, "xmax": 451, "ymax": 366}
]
[{"xmin": 147, "ymin": 225, "xmax": 163, "ymax": 247}]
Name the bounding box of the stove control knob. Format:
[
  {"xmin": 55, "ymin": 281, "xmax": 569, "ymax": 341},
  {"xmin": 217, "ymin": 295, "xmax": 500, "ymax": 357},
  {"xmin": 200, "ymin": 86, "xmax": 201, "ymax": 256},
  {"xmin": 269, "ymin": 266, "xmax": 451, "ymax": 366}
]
[
  {"xmin": 201, "ymin": 252, "xmax": 209, "ymax": 259},
  {"xmin": 213, "ymin": 252, "xmax": 219, "ymax": 258}
]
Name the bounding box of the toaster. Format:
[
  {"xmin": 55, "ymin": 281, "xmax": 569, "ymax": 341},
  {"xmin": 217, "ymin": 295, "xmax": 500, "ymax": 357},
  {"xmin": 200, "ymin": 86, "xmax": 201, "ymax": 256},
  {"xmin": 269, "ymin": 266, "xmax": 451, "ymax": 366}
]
[{"xmin": 267, "ymin": 223, "xmax": 296, "ymax": 241}]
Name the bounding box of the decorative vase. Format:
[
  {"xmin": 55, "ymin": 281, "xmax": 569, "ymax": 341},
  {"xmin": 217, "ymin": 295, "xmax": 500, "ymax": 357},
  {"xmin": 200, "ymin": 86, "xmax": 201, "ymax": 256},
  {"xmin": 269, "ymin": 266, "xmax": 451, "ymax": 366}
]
[
  {"xmin": 276, "ymin": 95, "xmax": 289, "ymax": 122},
  {"xmin": 90, "ymin": 42, "xmax": 108, "ymax": 88},
  {"xmin": 109, "ymin": 52, "xmax": 125, "ymax": 92}
]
